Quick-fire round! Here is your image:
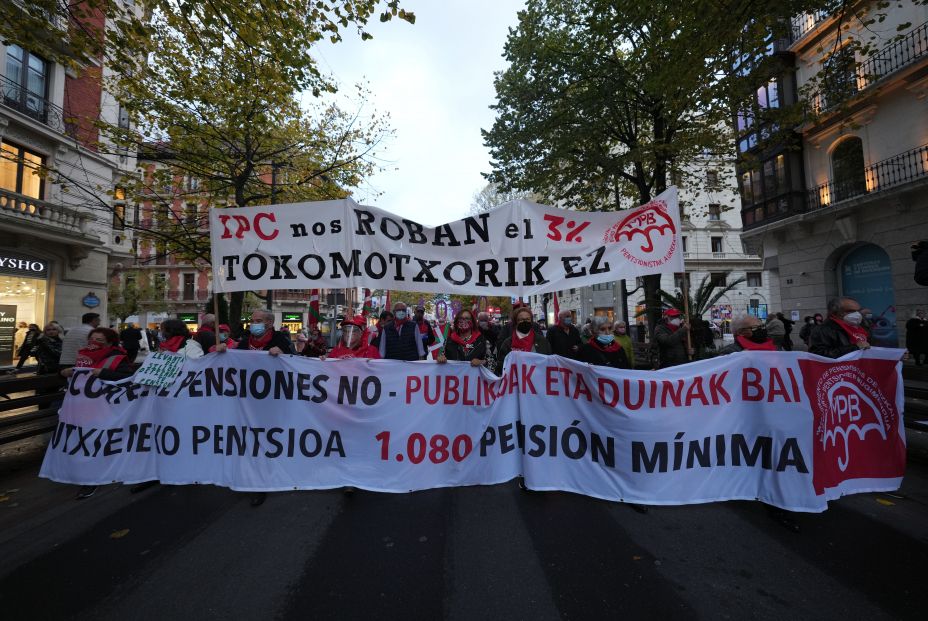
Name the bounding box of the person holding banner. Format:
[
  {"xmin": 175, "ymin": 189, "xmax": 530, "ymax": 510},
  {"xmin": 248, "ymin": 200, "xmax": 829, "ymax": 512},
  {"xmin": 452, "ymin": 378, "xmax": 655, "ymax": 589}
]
[
  {"xmin": 579, "ymin": 317, "xmax": 629, "ymax": 369},
  {"xmin": 437, "ymin": 309, "xmax": 486, "ymax": 367},
  {"xmin": 653, "ymin": 308, "xmax": 690, "ymax": 369},
  {"xmin": 718, "ymin": 315, "xmax": 780, "ymax": 354},
  {"xmin": 234, "ymin": 310, "xmax": 294, "ymax": 356},
  {"xmin": 413, "ymin": 305, "xmax": 436, "ymax": 349},
  {"xmin": 207, "ymin": 324, "xmax": 236, "ymax": 353},
  {"xmin": 325, "ymin": 316, "xmax": 380, "ymax": 359},
  {"xmin": 546, "ymin": 309, "xmax": 582, "ymax": 359},
  {"xmin": 380, "ymin": 302, "xmax": 425, "ymax": 361},
  {"xmin": 495, "ymin": 307, "xmax": 551, "ymax": 375},
  {"xmin": 158, "ymin": 319, "xmax": 204, "ymax": 358},
  {"xmin": 301, "ymin": 327, "xmax": 328, "ymax": 358},
  {"xmin": 810, "ymin": 297, "xmax": 870, "ymax": 359}
]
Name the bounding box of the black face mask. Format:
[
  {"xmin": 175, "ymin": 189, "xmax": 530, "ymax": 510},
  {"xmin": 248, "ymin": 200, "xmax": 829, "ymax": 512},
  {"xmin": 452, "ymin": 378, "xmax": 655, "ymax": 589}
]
[
  {"xmin": 749, "ymin": 326, "xmax": 769, "ymax": 343},
  {"xmin": 517, "ymin": 321, "xmax": 533, "ymax": 334}
]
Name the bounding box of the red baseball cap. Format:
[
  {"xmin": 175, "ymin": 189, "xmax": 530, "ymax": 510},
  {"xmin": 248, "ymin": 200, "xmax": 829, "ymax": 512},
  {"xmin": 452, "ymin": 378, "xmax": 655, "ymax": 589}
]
[
  {"xmin": 341, "ymin": 315, "xmax": 367, "ymax": 329},
  {"xmin": 663, "ymin": 308, "xmax": 682, "ymax": 317}
]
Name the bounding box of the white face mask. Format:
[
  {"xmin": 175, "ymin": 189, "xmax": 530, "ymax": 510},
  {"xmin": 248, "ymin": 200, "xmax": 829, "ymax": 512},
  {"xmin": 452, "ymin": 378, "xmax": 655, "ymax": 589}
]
[
  {"xmin": 843, "ymin": 311, "xmax": 863, "ymax": 326},
  {"xmin": 669, "ymin": 318, "xmax": 682, "ymax": 327}
]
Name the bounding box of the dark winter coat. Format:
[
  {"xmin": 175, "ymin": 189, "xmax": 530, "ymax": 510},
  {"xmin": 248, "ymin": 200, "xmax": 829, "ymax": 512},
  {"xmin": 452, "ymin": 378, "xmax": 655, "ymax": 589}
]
[
  {"xmin": 495, "ymin": 333, "xmax": 551, "ymax": 375},
  {"xmin": 653, "ymin": 321, "xmax": 688, "ymax": 368},
  {"xmin": 444, "ymin": 334, "xmax": 487, "ymax": 362},
  {"xmin": 809, "ymin": 318, "xmax": 858, "ymax": 359},
  {"xmin": 546, "ymin": 324, "xmax": 583, "ymax": 359},
  {"xmin": 578, "ymin": 341, "xmax": 629, "ymax": 369}
]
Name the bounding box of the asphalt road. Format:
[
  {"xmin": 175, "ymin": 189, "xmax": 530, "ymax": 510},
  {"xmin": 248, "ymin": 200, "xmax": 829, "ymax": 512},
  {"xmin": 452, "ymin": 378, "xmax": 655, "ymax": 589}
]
[{"xmin": 1, "ymin": 430, "xmax": 927, "ymax": 621}]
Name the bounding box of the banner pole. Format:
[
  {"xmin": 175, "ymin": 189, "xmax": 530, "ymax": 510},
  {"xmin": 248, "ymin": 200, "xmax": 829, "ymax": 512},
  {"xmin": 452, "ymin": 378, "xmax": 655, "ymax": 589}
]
[
  {"xmin": 682, "ymin": 271, "xmax": 693, "ymax": 361},
  {"xmin": 213, "ymin": 293, "xmax": 220, "ymax": 350}
]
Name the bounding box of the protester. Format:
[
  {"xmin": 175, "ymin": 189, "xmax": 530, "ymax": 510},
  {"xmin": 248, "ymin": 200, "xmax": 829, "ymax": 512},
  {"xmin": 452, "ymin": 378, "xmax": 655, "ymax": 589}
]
[
  {"xmin": 906, "ymin": 310, "xmax": 927, "ymax": 365},
  {"xmin": 612, "ymin": 320, "xmax": 635, "ymax": 368},
  {"xmin": 476, "ymin": 311, "xmax": 500, "ymax": 371},
  {"xmin": 546, "ymin": 309, "xmax": 582, "ymax": 359},
  {"xmin": 765, "ymin": 313, "xmax": 786, "ymax": 349},
  {"xmin": 157, "ymin": 319, "xmax": 204, "ymax": 358},
  {"xmin": 438, "ymin": 309, "xmax": 486, "ymax": 366},
  {"xmin": 579, "ymin": 316, "xmax": 629, "ymax": 369},
  {"xmin": 146, "ymin": 327, "xmax": 160, "ymax": 351},
  {"xmin": 653, "ymin": 309, "xmax": 689, "ymax": 368},
  {"xmin": 15, "ymin": 323, "xmax": 40, "ymax": 369},
  {"xmin": 33, "ymin": 323, "xmax": 63, "ymax": 375},
  {"xmin": 809, "ymin": 297, "xmax": 870, "ymax": 358},
  {"xmin": 205, "ymin": 323, "xmax": 236, "ymax": 353},
  {"xmin": 413, "ymin": 305, "xmax": 436, "ymax": 350},
  {"xmin": 232, "ymin": 310, "xmax": 293, "ymax": 357},
  {"xmin": 59, "ymin": 313, "xmax": 101, "ymax": 367},
  {"xmin": 380, "ymin": 302, "xmax": 425, "ymax": 361},
  {"xmin": 371, "ymin": 310, "xmax": 394, "ymax": 348},
  {"xmin": 326, "ymin": 316, "xmax": 380, "ymax": 359},
  {"xmin": 192, "ymin": 313, "xmax": 217, "ymax": 352},
  {"xmin": 777, "ymin": 312, "xmax": 794, "ymax": 351},
  {"xmin": 13, "ymin": 322, "xmax": 28, "ymax": 361},
  {"xmin": 300, "ymin": 327, "xmax": 327, "ymax": 358},
  {"xmin": 718, "ymin": 314, "xmax": 780, "ymax": 353},
  {"xmin": 798, "ymin": 316, "xmax": 815, "ymax": 347},
  {"xmin": 119, "ymin": 323, "xmax": 144, "ymax": 363},
  {"xmin": 295, "ymin": 332, "xmax": 308, "ymax": 353},
  {"xmin": 495, "ymin": 307, "xmax": 551, "ymax": 375}
]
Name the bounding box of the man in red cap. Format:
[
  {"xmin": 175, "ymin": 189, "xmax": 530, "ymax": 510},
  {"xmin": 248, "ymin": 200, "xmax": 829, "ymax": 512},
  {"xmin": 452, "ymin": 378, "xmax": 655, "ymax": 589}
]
[
  {"xmin": 653, "ymin": 308, "xmax": 690, "ymax": 368},
  {"xmin": 327, "ymin": 316, "xmax": 381, "ymax": 359}
]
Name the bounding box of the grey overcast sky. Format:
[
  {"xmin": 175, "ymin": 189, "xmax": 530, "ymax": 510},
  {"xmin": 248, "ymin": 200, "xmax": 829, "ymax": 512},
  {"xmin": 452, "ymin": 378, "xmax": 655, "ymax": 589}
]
[{"xmin": 315, "ymin": 1, "xmax": 525, "ymax": 226}]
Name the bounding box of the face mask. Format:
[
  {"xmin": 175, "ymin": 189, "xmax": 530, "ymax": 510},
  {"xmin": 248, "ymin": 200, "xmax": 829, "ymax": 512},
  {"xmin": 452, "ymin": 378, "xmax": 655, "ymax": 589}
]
[
  {"xmin": 669, "ymin": 318, "xmax": 682, "ymax": 327},
  {"xmin": 394, "ymin": 311, "xmax": 407, "ymax": 321},
  {"xmin": 596, "ymin": 334, "xmax": 615, "ymax": 345},
  {"xmin": 249, "ymin": 323, "xmax": 266, "ymax": 337},
  {"xmin": 843, "ymin": 311, "xmax": 863, "ymax": 326},
  {"xmin": 560, "ymin": 317, "xmax": 572, "ymax": 326},
  {"xmin": 748, "ymin": 326, "xmax": 769, "ymax": 343},
  {"xmin": 517, "ymin": 321, "xmax": 533, "ymax": 334},
  {"xmin": 458, "ymin": 319, "xmax": 472, "ymax": 331},
  {"xmin": 87, "ymin": 342, "xmax": 104, "ymax": 350},
  {"xmin": 219, "ymin": 333, "xmax": 229, "ymax": 343}
]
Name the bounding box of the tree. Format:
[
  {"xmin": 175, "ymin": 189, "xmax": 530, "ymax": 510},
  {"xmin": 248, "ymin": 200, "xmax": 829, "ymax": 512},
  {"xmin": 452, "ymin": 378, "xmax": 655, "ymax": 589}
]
[
  {"xmin": 655, "ymin": 273, "xmax": 748, "ymax": 319},
  {"xmin": 106, "ymin": 270, "xmax": 168, "ymax": 323},
  {"xmin": 469, "ymin": 183, "xmax": 539, "ymax": 215}
]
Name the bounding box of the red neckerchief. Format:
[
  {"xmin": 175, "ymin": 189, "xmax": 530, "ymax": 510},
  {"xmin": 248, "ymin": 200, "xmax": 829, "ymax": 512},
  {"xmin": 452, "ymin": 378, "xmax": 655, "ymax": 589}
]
[
  {"xmin": 664, "ymin": 320, "xmax": 680, "ymax": 332},
  {"xmin": 588, "ymin": 337, "xmax": 622, "ymax": 352},
  {"xmin": 831, "ymin": 316, "xmax": 869, "ymax": 344},
  {"xmin": 199, "ymin": 325, "xmax": 214, "ymax": 333},
  {"xmin": 450, "ymin": 330, "xmax": 479, "ymax": 346},
  {"xmin": 160, "ymin": 336, "xmax": 186, "ymax": 353},
  {"xmin": 736, "ymin": 335, "xmax": 777, "ymax": 351},
  {"xmin": 248, "ymin": 330, "xmax": 274, "ymax": 350},
  {"xmin": 75, "ymin": 344, "xmax": 124, "ymax": 369},
  {"xmin": 511, "ymin": 330, "xmax": 535, "ymax": 352}
]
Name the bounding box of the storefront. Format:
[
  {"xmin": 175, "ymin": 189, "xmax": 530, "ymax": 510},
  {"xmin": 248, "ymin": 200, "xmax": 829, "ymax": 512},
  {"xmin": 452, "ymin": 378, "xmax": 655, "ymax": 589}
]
[
  {"xmin": 177, "ymin": 312, "xmax": 199, "ymax": 333},
  {"xmin": 280, "ymin": 312, "xmax": 304, "ymax": 336},
  {"xmin": 0, "ymin": 252, "xmax": 49, "ymax": 365}
]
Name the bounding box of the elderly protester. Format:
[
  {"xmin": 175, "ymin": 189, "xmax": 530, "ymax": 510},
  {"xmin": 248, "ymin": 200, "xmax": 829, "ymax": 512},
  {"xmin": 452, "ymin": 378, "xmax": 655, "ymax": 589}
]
[
  {"xmin": 612, "ymin": 320, "xmax": 635, "ymax": 368},
  {"xmin": 579, "ymin": 316, "xmax": 629, "ymax": 369},
  {"xmin": 495, "ymin": 306, "xmax": 551, "ymax": 375},
  {"xmin": 810, "ymin": 297, "xmax": 870, "ymax": 359},
  {"xmin": 718, "ymin": 314, "xmax": 780, "ymax": 354},
  {"xmin": 438, "ymin": 309, "xmax": 487, "ymax": 367}
]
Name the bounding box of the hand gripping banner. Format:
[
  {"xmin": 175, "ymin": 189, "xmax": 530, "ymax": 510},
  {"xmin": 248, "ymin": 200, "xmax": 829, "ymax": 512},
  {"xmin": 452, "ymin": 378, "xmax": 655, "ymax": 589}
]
[
  {"xmin": 40, "ymin": 348, "xmax": 906, "ymax": 512},
  {"xmin": 208, "ymin": 188, "xmax": 683, "ymax": 297}
]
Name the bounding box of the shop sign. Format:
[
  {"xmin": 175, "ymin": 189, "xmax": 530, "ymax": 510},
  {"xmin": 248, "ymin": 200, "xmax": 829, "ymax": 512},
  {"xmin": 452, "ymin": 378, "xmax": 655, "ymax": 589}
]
[
  {"xmin": 82, "ymin": 292, "xmax": 101, "ymax": 308},
  {"xmin": 178, "ymin": 313, "xmax": 198, "ymax": 322},
  {"xmin": 0, "ymin": 253, "xmax": 48, "ymax": 278},
  {"xmin": 282, "ymin": 313, "xmax": 302, "ymax": 322}
]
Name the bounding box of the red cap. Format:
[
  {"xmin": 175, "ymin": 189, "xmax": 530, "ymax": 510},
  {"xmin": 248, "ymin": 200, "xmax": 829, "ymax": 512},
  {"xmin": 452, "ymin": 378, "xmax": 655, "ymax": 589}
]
[
  {"xmin": 218, "ymin": 324, "xmax": 231, "ymax": 332},
  {"xmin": 341, "ymin": 315, "xmax": 367, "ymax": 329},
  {"xmin": 663, "ymin": 308, "xmax": 682, "ymax": 317}
]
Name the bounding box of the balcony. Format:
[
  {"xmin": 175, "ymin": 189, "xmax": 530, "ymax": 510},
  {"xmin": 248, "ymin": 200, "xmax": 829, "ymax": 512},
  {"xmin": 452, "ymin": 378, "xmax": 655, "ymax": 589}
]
[
  {"xmin": 0, "ymin": 75, "xmax": 72, "ymax": 136},
  {"xmin": 167, "ymin": 290, "xmax": 210, "ymax": 302},
  {"xmin": 790, "ymin": 10, "xmax": 832, "ymax": 44},
  {"xmin": 807, "ymin": 143, "xmax": 928, "ymax": 210},
  {"xmin": 0, "ymin": 186, "xmax": 95, "ymax": 241}
]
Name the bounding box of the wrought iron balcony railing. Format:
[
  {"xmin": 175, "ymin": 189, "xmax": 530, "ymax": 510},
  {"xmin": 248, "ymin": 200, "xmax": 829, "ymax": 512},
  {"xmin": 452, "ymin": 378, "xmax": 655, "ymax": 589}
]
[
  {"xmin": 806, "ymin": 143, "xmax": 928, "ymax": 210},
  {"xmin": 0, "ymin": 74, "xmax": 71, "ymax": 135}
]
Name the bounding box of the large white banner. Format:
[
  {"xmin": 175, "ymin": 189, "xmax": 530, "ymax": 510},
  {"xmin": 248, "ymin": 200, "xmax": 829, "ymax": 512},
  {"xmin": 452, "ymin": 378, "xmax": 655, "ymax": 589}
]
[
  {"xmin": 40, "ymin": 349, "xmax": 906, "ymax": 512},
  {"xmin": 208, "ymin": 188, "xmax": 683, "ymax": 297}
]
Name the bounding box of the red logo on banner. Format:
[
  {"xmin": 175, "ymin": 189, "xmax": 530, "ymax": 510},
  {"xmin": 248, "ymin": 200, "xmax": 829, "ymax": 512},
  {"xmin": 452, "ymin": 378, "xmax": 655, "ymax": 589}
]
[
  {"xmin": 603, "ymin": 200, "xmax": 678, "ymax": 268},
  {"xmin": 799, "ymin": 359, "xmax": 906, "ymax": 495}
]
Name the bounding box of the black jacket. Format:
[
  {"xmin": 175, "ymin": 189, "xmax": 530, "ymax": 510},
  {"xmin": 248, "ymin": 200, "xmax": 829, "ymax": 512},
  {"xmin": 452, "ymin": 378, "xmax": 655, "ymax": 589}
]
[
  {"xmin": 653, "ymin": 321, "xmax": 688, "ymax": 368},
  {"xmin": 236, "ymin": 329, "xmax": 295, "ymax": 353},
  {"xmin": 546, "ymin": 324, "xmax": 582, "ymax": 359},
  {"xmin": 444, "ymin": 334, "xmax": 487, "ymax": 362},
  {"xmin": 578, "ymin": 341, "xmax": 629, "ymax": 369},
  {"xmin": 120, "ymin": 326, "xmax": 143, "ymax": 351},
  {"xmin": 33, "ymin": 335, "xmax": 63, "ymax": 374},
  {"xmin": 809, "ymin": 318, "xmax": 858, "ymax": 359},
  {"xmin": 495, "ymin": 333, "xmax": 551, "ymax": 375}
]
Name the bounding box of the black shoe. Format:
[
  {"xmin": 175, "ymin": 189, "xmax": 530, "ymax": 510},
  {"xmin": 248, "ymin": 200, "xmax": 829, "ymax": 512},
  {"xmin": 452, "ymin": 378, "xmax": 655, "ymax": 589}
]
[
  {"xmin": 76, "ymin": 485, "xmax": 97, "ymax": 500},
  {"xmin": 250, "ymin": 492, "xmax": 267, "ymax": 507},
  {"xmin": 130, "ymin": 481, "xmax": 159, "ymax": 494}
]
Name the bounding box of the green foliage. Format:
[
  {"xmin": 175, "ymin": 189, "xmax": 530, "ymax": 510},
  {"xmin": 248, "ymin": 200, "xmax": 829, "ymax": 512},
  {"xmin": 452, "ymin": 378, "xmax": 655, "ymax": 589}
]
[
  {"xmin": 107, "ymin": 271, "xmax": 169, "ymax": 321},
  {"xmin": 636, "ymin": 272, "xmax": 747, "ymax": 319}
]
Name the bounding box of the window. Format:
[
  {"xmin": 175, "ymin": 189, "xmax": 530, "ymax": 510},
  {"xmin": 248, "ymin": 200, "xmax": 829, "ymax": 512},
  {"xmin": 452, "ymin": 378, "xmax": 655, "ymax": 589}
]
[
  {"xmin": 113, "ymin": 186, "xmax": 126, "ymax": 230},
  {"xmin": 831, "ymin": 137, "xmax": 866, "ymax": 201},
  {"xmin": 185, "ymin": 202, "xmax": 198, "ymax": 226},
  {"xmin": 153, "ymin": 273, "xmax": 167, "ymax": 296},
  {"xmin": 155, "ymin": 239, "xmax": 167, "ymax": 261},
  {"xmin": 708, "ymin": 204, "xmax": 721, "ymax": 221},
  {"xmin": 183, "ymin": 273, "xmax": 195, "ymax": 300},
  {"xmin": 117, "ymin": 105, "xmax": 130, "ymax": 129},
  {"xmin": 706, "ymin": 169, "xmax": 719, "ymax": 187},
  {"xmin": 4, "ymin": 45, "xmax": 49, "ymax": 121},
  {"xmin": 710, "ymin": 272, "xmax": 727, "ymax": 287},
  {"xmin": 747, "ymin": 272, "xmax": 762, "ymax": 287},
  {"xmin": 681, "ymin": 236, "xmax": 688, "ymax": 252},
  {"xmin": 711, "ymin": 237, "xmax": 723, "ymax": 253},
  {"xmin": 673, "ymin": 273, "xmax": 685, "ymax": 290},
  {"xmin": 0, "ymin": 140, "xmax": 45, "ymax": 199}
]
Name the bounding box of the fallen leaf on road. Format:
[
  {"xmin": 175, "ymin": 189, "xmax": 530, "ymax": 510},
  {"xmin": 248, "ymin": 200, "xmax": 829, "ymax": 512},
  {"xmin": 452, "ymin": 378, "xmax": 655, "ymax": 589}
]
[
  {"xmin": 110, "ymin": 529, "xmax": 130, "ymax": 539},
  {"xmin": 875, "ymin": 498, "xmax": 895, "ymax": 506}
]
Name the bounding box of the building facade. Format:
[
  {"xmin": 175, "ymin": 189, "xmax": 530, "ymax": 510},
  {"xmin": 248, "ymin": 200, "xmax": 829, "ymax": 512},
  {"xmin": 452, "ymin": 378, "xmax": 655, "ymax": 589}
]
[
  {"xmin": 0, "ymin": 8, "xmax": 136, "ymax": 364},
  {"xmin": 737, "ymin": 1, "xmax": 928, "ymax": 347}
]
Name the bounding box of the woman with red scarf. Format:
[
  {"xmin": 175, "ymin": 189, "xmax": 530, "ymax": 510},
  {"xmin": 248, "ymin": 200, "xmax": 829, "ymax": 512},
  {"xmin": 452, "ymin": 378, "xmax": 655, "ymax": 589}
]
[
  {"xmin": 326, "ymin": 316, "xmax": 380, "ymax": 359},
  {"xmin": 719, "ymin": 315, "xmax": 781, "ymax": 354},
  {"xmin": 437, "ymin": 310, "xmax": 487, "ymax": 367},
  {"xmin": 579, "ymin": 316, "xmax": 630, "ymax": 369},
  {"xmin": 157, "ymin": 319, "xmax": 204, "ymax": 358},
  {"xmin": 495, "ymin": 307, "xmax": 551, "ymax": 374},
  {"xmin": 61, "ymin": 328, "xmax": 134, "ymax": 381}
]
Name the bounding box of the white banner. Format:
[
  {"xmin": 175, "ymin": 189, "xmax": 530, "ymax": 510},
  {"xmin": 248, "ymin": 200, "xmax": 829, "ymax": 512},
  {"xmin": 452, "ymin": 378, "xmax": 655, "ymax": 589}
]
[
  {"xmin": 40, "ymin": 349, "xmax": 907, "ymax": 512},
  {"xmin": 209, "ymin": 188, "xmax": 683, "ymax": 297}
]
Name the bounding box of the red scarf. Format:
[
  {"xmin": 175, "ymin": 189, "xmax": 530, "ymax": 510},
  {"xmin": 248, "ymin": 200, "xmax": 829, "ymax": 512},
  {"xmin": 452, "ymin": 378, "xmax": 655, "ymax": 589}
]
[
  {"xmin": 511, "ymin": 330, "xmax": 535, "ymax": 352},
  {"xmin": 736, "ymin": 335, "xmax": 777, "ymax": 351},
  {"xmin": 160, "ymin": 336, "xmax": 187, "ymax": 353},
  {"xmin": 329, "ymin": 343, "xmax": 380, "ymax": 359},
  {"xmin": 588, "ymin": 337, "xmax": 622, "ymax": 353},
  {"xmin": 247, "ymin": 330, "xmax": 274, "ymax": 350},
  {"xmin": 664, "ymin": 320, "xmax": 680, "ymax": 333},
  {"xmin": 450, "ymin": 330, "xmax": 479, "ymax": 347},
  {"xmin": 75, "ymin": 344, "xmax": 125, "ymax": 369},
  {"xmin": 831, "ymin": 316, "xmax": 869, "ymax": 344}
]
